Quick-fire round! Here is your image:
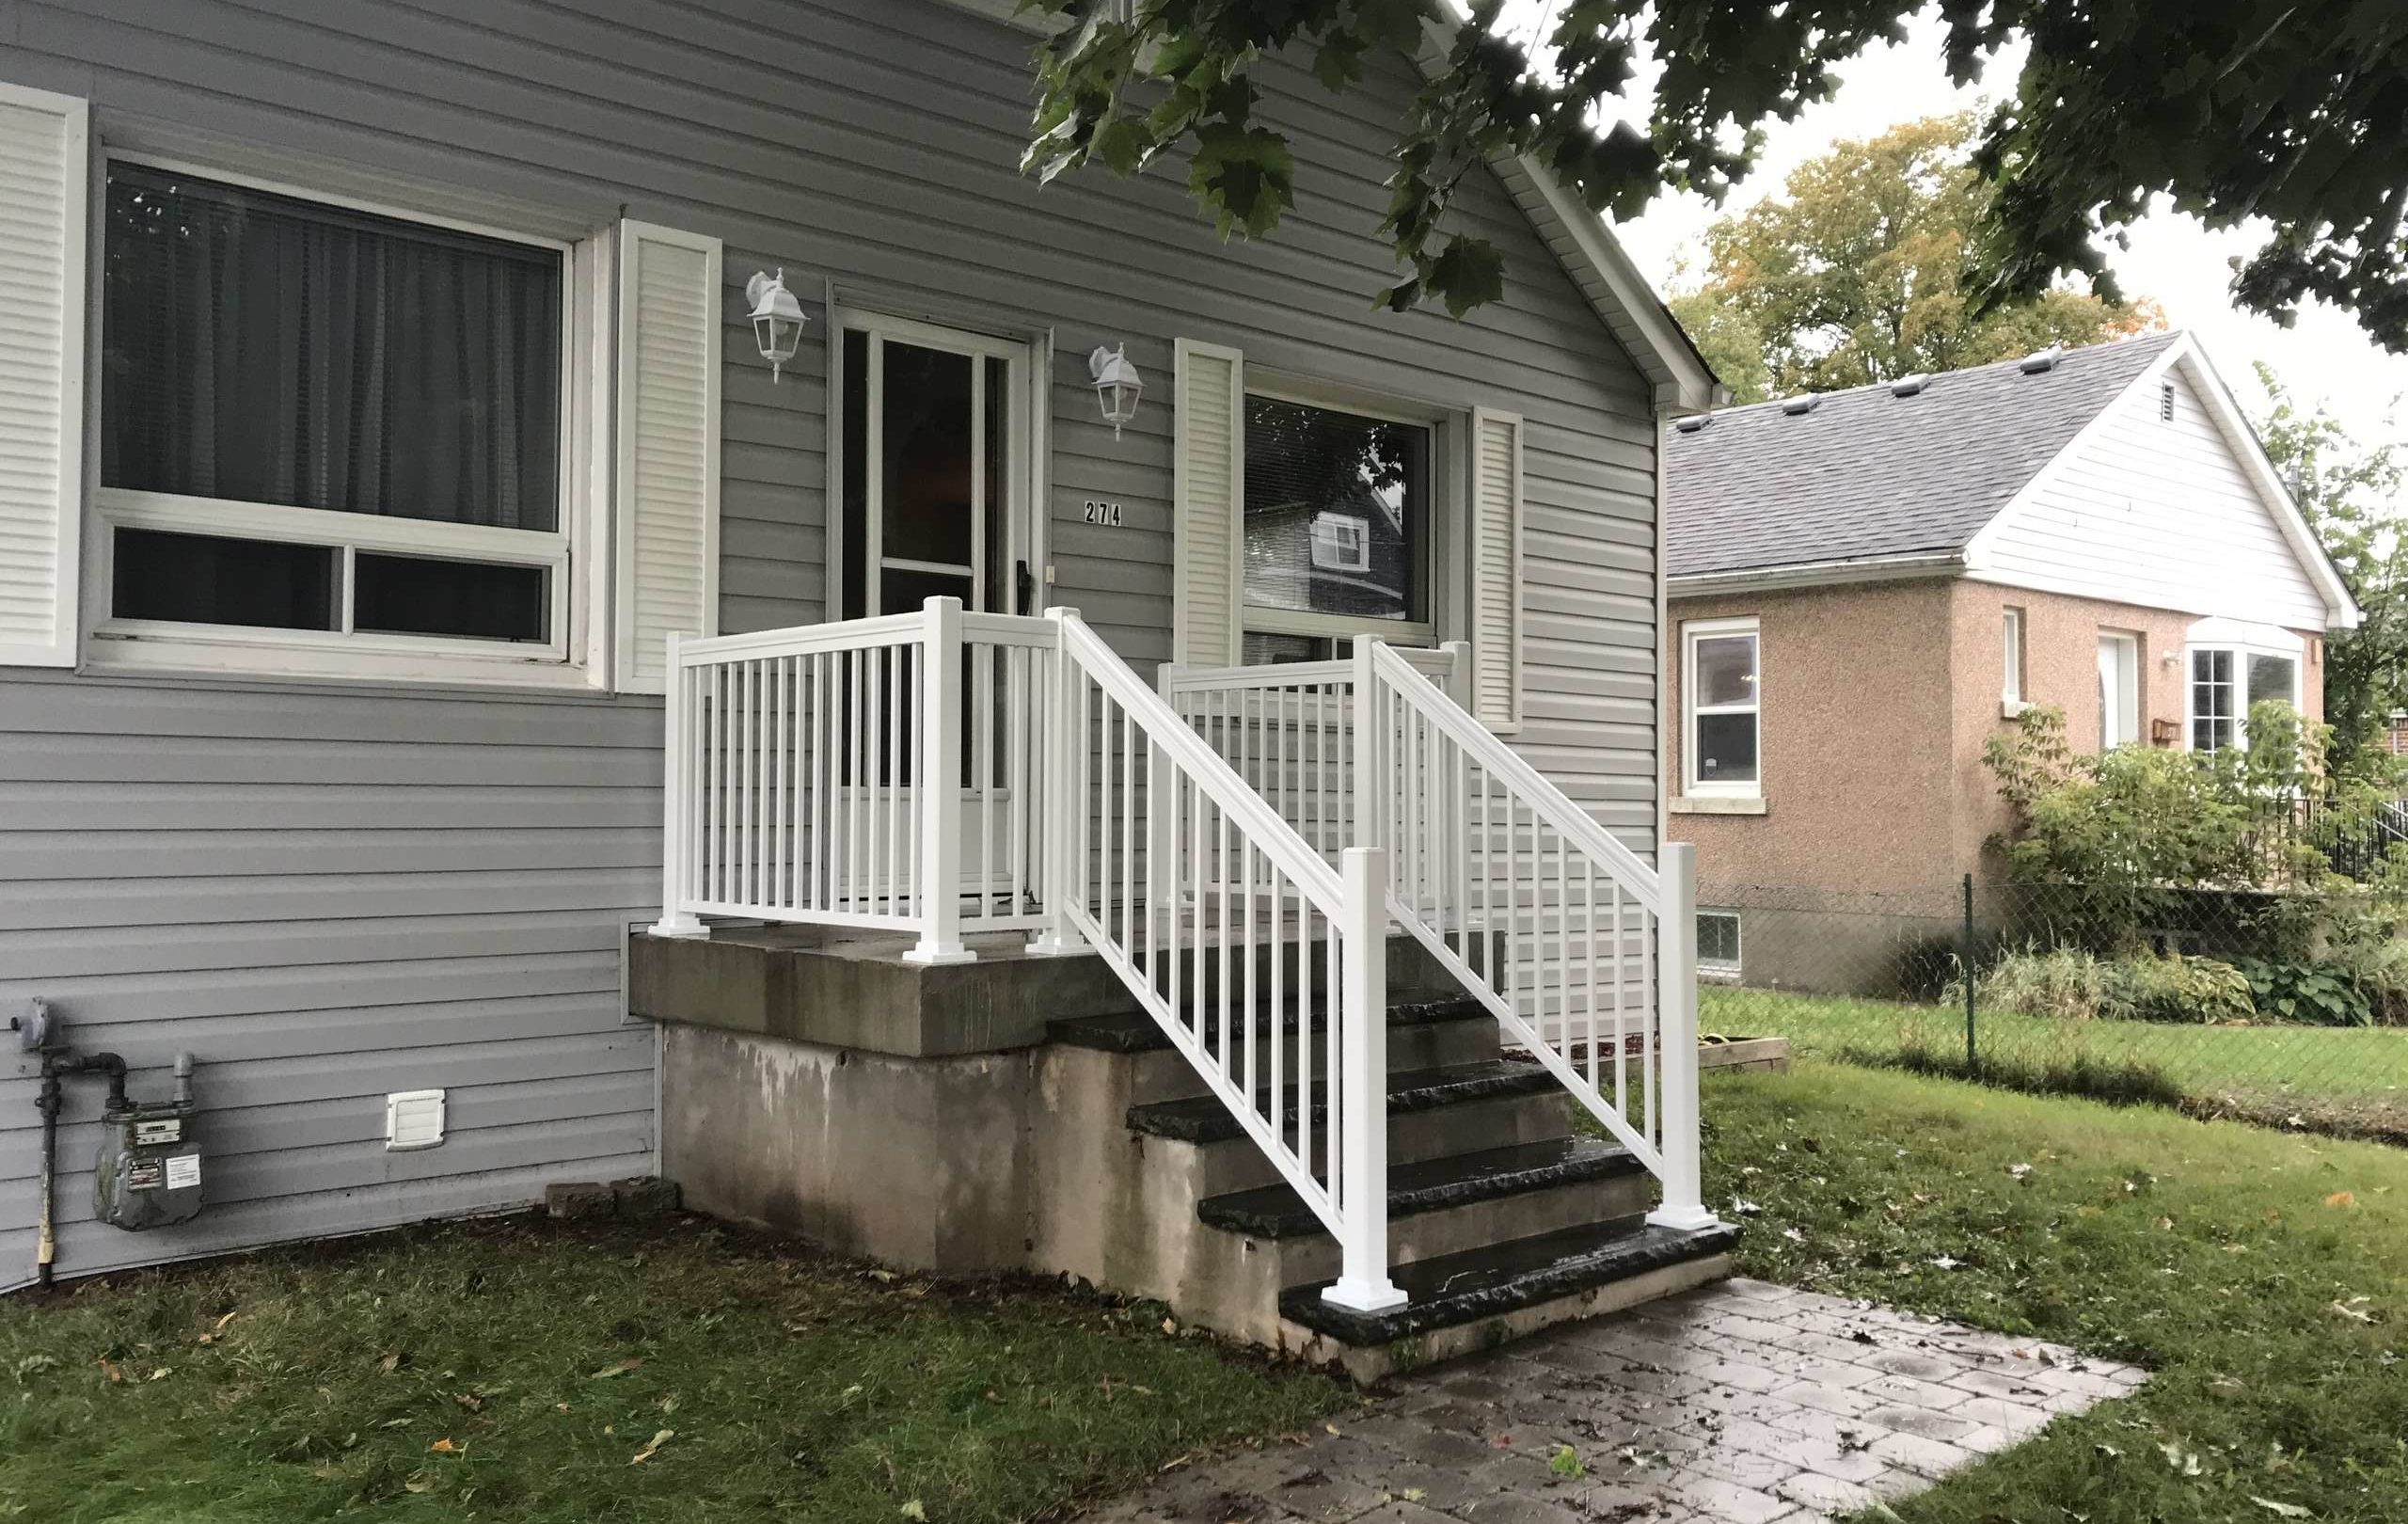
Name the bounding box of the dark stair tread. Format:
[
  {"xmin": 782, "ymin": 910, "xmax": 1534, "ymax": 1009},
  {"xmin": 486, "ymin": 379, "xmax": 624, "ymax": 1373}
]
[
  {"xmin": 1048, "ymin": 991, "xmax": 1489, "ymax": 1056},
  {"xmin": 1125, "ymin": 1058, "xmax": 1556, "ymax": 1144},
  {"xmin": 1198, "ymin": 1136, "xmax": 1643, "ymax": 1238},
  {"xmin": 1279, "ymin": 1217, "xmax": 1741, "ymax": 1346}
]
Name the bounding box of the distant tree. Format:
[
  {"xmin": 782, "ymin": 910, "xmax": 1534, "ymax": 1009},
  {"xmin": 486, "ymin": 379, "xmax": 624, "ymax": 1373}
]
[
  {"xmin": 1021, "ymin": 2, "xmax": 2408, "ymax": 348},
  {"xmin": 2251, "ymin": 363, "xmax": 2408, "ymax": 765},
  {"xmin": 1668, "ymin": 116, "xmax": 2160, "ymax": 401}
]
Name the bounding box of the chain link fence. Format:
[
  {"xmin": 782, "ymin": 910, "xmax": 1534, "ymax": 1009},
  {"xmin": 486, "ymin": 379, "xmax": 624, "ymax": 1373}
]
[{"xmin": 1695, "ymin": 875, "xmax": 2408, "ymax": 1144}]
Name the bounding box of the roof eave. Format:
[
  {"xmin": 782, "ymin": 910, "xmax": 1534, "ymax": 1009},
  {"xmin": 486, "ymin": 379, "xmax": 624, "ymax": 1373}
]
[{"xmin": 1666, "ymin": 551, "xmax": 1967, "ymax": 598}]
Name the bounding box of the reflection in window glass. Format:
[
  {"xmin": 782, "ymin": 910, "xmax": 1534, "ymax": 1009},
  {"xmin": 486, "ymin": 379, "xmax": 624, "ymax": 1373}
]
[
  {"xmin": 1243, "ymin": 396, "xmax": 1426, "ymax": 625},
  {"xmin": 2248, "ymin": 654, "xmax": 2297, "ymax": 711}
]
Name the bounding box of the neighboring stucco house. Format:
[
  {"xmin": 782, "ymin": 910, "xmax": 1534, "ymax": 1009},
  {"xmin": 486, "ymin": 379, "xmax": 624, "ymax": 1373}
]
[
  {"xmin": 0, "ymin": 0, "xmax": 1739, "ymax": 1371},
  {"xmin": 1659, "ymin": 331, "xmax": 2360, "ymax": 990}
]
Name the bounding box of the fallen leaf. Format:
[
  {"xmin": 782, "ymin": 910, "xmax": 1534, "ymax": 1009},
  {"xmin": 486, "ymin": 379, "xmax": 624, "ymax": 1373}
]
[
  {"xmin": 2325, "ymin": 1192, "xmax": 2354, "ymax": 1210},
  {"xmin": 592, "ymin": 1357, "xmax": 644, "ymax": 1379},
  {"xmin": 898, "ymin": 1502, "xmax": 927, "ymax": 1522},
  {"xmin": 866, "ymin": 1269, "xmax": 898, "ymax": 1283},
  {"xmin": 1324, "ymin": 1423, "xmax": 1341, "ymax": 1437},
  {"xmin": 1162, "ymin": 1318, "xmax": 1178, "ymax": 1335},
  {"xmin": 377, "ymin": 1352, "xmax": 405, "ymax": 1374},
  {"xmin": 2008, "ymin": 1164, "xmax": 2033, "ymax": 1179},
  {"xmin": 403, "ymin": 1472, "xmax": 436, "ymax": 1494},
  {"xmin": 2095, "ymin": 1443, "xmax": 2122, "ymax": 1458},
  {"xmin": 95, "ymin": 1358, "xmax": 125, "ymax": 1385},
  {"xmin": 1400, "ymin": 1487, "xmax": 1428, "ymax": 1502},
  {"xmin": 2159, "ymin": 1442, "xmax": 2202, "ymax": 1476},
  {"xmin": 213, "ymin": 1310, "xmax": 238, "ymax": 1333},
  {"xmin": 455, "ymin": 1393, "xmax": 483, "ymax": 1413},
  {"xmin": 2251, "ymin": 1500, "xmax": 2311, "ymax": 1519},
  {"xmin": 1930, "ymin": 1256, "xmax": 1963, "ymax": 1271},
  {"xmin": 1489, "ymin": 1433, "xmax": 1513, "ymax": 1449},
  {"xmin": 2330, "ymin": 1301, "xmax": 2376, "ymax": 1324},
  {"xmin": 429, "ymin": 1438, "xmax": 462, "ymax": 1455},
  {"xmin": 1782, "ymin": 1228, "xmax": 1806, "ymax": 1243},
  {"xmin": 629, "ymin": 1428, "xmax": 674, "ymax": 1466},
  {"xmin": 147, "ymin": 1367, "xmax": 172, "ymax": 1382}
]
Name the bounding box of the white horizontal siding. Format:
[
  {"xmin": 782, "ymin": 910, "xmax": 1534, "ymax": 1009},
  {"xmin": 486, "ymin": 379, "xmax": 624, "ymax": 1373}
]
[{"xmin": 1979, "ymin": 365, "xmax": 2329, "ymax": 629}]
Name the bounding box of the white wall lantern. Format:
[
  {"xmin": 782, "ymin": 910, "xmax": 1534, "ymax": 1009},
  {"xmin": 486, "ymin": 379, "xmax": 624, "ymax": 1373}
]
[
  {"xmin": 746, "ymin": 269, "xmax": 807, "ymax": 382},
  {"xmin": 1088, "ymin": 343, "xmax": 1143, "ymax": 437}
]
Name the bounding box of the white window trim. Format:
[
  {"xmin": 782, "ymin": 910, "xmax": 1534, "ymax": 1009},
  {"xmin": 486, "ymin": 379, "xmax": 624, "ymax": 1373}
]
[
  {"xmin": 79, "ymin": 146, "xmax": 610, "ymax": 691},
  {"xmin": 1697, "ymin": 908, "xmax": 1742, "ymax": 976},
  {"xmin": 1682, "ymin": 615, "xmax": 1761, "ymax": 799},
  {"xmin": 1308, "ymin": 511, "xmax": 1370, "ymax": 572},
  {"xmin": 2001, "ymin": 606, "xmax": 2026, "ymax": 712},
  {"xmin": 2184, "ymin": 623, "xmax": 2304, "ymax": 753},
  {"xmin": 1239, "ymin": 371, "xmax": 1449, "ymax": 648}
]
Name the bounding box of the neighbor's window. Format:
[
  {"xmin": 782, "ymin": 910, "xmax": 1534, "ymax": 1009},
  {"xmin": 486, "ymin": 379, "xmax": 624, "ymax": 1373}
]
[
  {"xmin": 2002, "ymin": 607, "xmax": 2025, "ymax": 706},
  {"xmin": 1697, "ymin": 911, "xmax": 1742, "ymax": 975},
  {"xmin": 2189, "ymin": 643, "xmax": 2299, "ymax": 752},
  {"xmin": 1684, "ymin": 618, "xmax": 1760, "ymax": 796},
  {"xmin": 1242, "ymin": 394, "xmax": 1429, "ymax": 642},
  {"xmin": 97, "ymin": 162, "xmax": 567, "ymax": 661}
]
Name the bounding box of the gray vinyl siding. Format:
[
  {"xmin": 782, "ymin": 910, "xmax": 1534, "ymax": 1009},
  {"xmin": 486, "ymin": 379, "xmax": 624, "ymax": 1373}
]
[{"xmin": 0, "ymin": 0, "xmax": 1660, "ymax": 1285}]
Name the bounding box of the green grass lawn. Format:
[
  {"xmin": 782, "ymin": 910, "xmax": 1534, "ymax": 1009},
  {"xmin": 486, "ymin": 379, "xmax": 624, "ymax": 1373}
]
[
  {"xmin": 1703, "ymin": 1060, "xmax": 2408, "ymax": 1524},
  {"xmin": 0, "ymin": 1217, "xmax": 1348, "ymax": 1523},
  {"xmin": 1705, "ymin": 984, "xmax": 2408, "ymax": 1140}
]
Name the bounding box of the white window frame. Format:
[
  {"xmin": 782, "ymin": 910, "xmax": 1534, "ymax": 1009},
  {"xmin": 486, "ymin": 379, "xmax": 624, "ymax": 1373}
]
[
  {"xmin": 80, "ymin": 146, "xmax": 610, "ymax": 691},
  {"xmin": 1682, "ymin": 615, "xmax": 1761, "ymax": 799},
  {"xmin": 2098, "ymin": 630, "xmax": 2140, "ymax": 749},
  {"xmin": 2001, "ymin": 606, "xmax": 2026, "ymax": 712},
  {"xmin": 1697, "ymin": 909, "xmax": 1742, "ymax": 978},
  {"xmin": 2184, "ymin": 621, "xmax": 2304, "ymax": 753},
  {"xmin": 1307, "ymin": 511, "xmax": 1370, "ymax": 573},
  {"xmin": 1239, "ymin": 372, "xmax": 1448, "ymax": 648}
]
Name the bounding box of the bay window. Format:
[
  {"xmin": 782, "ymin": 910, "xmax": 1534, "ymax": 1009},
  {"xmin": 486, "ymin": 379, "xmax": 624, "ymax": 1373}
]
[
  {"xmin": 2187, "ymin": 622, "xmax": 2303, "ymax": 752},
  {"xmin": 92, "ymin": 160, "xmax": 578, "ymax": 677},
  {"xmin": 1684, "ymin": 617, "xmax": 1761, "ymax": 796}
]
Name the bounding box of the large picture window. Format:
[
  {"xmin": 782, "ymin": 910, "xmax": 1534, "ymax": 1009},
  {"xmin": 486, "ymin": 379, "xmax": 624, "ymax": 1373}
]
[
  {"xmin": 1684, "ymin": 618, "xmax": 1761, "ymax": 796},
  {"xmin": 1242, "ymin": 393, "xmax": 1429, "ymax": 646},
  {"xmin": 93, "ymin": 162, "xmax": 571, "ymax": 667}
]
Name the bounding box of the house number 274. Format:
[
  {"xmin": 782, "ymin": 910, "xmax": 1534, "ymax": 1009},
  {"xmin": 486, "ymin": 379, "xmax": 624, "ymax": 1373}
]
[{"xmin": 1083, "ymin": 500, "xmax": 1124, "ymax": 527}]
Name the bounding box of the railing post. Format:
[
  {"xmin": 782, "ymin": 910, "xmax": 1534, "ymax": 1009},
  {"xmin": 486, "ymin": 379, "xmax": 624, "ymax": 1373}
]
[
  {"xmin": 1025, "ymin": 606, "xmax": 1084, "ymax": 957},
  {"xmin": 647, "ymin": 630, "xmax": 709, "ymax": 939},
  {"xmin": 1323, "ymin": 845, "xmax": 1404, "ymax": 1313},
  {"xmin": 904, "ymin": 597, "xmax": 975, "ymax": 965},
  {"xmin": 1438, "ymin": 639, "xmax": 1473, "ymax": 712},
  {"xmin": 1352, "ymin": 640, "xmax": 1385, "ymax": 856},
  {"xmin": 1646, "ymin": 841, "xmax": 1717, "ymax": 1230}
]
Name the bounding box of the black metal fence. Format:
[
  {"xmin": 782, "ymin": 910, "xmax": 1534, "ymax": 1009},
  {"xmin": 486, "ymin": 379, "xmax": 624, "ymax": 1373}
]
[{"xmin": 1695, "ymin": 875, "xmax": 2408, "ymax": 1144}]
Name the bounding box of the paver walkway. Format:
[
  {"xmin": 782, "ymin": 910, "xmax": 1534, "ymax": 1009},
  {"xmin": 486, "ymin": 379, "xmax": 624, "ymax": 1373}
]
[{"xmin": 1082, "ymin": 1278, "xmax": 2147, "ymax": 1524}]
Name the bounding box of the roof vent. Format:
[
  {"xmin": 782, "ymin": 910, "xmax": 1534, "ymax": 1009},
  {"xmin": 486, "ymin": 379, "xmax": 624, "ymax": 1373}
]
[
  {"xmin": 2018, "ymin": 345, "xmax": 2065, "ymax": 374},
  {"xmin": 1890, "ymin": 373, "xmax": 1929, "ymax": 397},
  {"xmin": 1673, "ymin": 414, "xmax": 1712, "ymax": 434},
  {"xmin": 1780, "ymin": 395, "xmax": 1820, "ymax": 416}
]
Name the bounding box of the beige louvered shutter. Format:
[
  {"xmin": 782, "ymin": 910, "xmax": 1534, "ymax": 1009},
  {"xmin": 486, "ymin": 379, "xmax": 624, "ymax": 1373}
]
[
  {"xmin": 613, "ymin": 219, "xmax": 721, "ymax": 693},
  {"xmin": 0, "ymin": 87, "xmax": 87, "ymax": 669},
  {"xmin": 1172, "ymin": 338, "xmax": 1243, "ymax": 666},
  {"xmin": 1468, "ymin": 408, "xmax": 1524, "ymax": 731}
]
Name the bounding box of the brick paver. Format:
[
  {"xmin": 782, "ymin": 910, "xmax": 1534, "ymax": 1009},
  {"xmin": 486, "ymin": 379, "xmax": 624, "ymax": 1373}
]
[{"xmin": 1077, "ymin": 1278, "xmax": 2147, "ymax": 1524}]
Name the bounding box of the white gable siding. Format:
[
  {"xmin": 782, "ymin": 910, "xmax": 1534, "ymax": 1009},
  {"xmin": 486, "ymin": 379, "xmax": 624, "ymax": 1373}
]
[{"xmin": 1974, "ymin": 364, "xmax": 2331, "ymax": 629}]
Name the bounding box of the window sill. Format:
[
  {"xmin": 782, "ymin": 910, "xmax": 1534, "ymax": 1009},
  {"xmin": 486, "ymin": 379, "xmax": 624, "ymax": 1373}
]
[
  {"xmin": 1671, "ymin": 796, "xmax": 1766, "ymax": 817},
  {"xmin": 2002, "ymin": 699, "xmax": 2033, "ymax": 719}
]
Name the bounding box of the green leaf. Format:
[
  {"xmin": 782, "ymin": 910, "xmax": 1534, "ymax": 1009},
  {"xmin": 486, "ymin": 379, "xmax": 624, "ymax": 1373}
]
[{"xmin": 1427, "ymin": 236, "xmax": 1505, "ymax": 317}]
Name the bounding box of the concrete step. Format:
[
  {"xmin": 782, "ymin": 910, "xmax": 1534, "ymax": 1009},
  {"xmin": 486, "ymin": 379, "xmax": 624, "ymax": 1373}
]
[
  {"xmin": 1276, "ymin": 1217, "xmax": 1741, "ymax": 1382},
  {"xmin": 1125, "ymin": 1058, "xmax": 1568, "ymax": 1164},
  {"xmin": 1196, "ymin": 1136, "xmax": 1645, "ymax": 1239},
  {"xmin": 1045, "ymin": 990, "xmax": 1501, "ymax": 1095}
]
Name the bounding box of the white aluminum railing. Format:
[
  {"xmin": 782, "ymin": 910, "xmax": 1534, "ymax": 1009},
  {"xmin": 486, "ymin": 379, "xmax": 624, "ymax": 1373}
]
[
  {"xmin": 648, "ymin": 602, "xmax": 1058, "ymax": 962},
  {"xmin": 1163, "ymin": 641, "xmax": 1711, "ymax": 1230},
  {"xmin": 649, "ymin": 601, "xmax": 1405, "ymax": 1310}
]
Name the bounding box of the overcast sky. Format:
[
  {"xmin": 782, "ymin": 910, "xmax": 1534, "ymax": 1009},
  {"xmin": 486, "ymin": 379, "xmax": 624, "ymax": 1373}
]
[{"xmin": 1526, "ymin": 7, "xmax": 2408, "ymax": 446}]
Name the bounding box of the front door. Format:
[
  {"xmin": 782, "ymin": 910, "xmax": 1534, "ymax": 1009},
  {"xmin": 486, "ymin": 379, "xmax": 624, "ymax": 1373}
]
[{"xmin": 834, "ymin": 311, "xmax": 1032, "ymax": 621}]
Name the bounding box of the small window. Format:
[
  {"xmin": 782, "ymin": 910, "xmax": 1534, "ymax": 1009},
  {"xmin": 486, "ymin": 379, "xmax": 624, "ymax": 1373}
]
[
  {"xmin": 1308, "ymin": 512, "xmax": 1370, "ymax": 572},
  {"xmin": 1242, "ymin": 393, "xmax": 1430, "ymax": 641},
  {"xmin": 1698, "ymin": 911, "xmax": 1742, "ymax": 975},
  {"xmin": 2002, "ymin": 608, "xmax": 2025, "ymax": 706},
  {"xmin": 1683, "ymin": 618, "xmax": 1760, "ymax": 797}
]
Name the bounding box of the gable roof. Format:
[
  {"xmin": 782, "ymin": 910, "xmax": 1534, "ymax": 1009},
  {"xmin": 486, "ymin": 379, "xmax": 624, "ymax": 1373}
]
[{"xmin": 1665, "ymin": 331, "xmax": 2184, "ymax": 580}]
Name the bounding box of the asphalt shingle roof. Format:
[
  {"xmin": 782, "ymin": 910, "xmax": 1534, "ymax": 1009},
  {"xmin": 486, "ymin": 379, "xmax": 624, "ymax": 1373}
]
[{"xmin": 1664, "ymin": 331, "xmax": 2183, "ymax": 579}]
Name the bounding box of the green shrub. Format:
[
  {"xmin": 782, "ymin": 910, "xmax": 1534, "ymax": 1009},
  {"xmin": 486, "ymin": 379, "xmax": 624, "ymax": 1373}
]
[
  {"xmin": 1947, "ymin": 945, "xmax": 2254, "ymax": 1024},
  {"xmin": 2328, "ymin": 936, "xmax": 2408, "ymax": 1025},
  {"xmin": 2099, "ymin": 952, "xmax": 2256, "ymax": 1024},
  {"xmin": 2234, "ymin": 957, "xmax": 2377, "ymax": 1026}
]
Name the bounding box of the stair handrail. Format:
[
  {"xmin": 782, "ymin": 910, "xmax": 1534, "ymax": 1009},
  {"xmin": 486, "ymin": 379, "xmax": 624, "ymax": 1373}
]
[
  {"xmin": 1362, "ymin": 642, "xmax": 1715, "ymax": 1231},
  {"xmin": 1040, "ymin": 610, "xmax": 1403, "ymax": 1312}
]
